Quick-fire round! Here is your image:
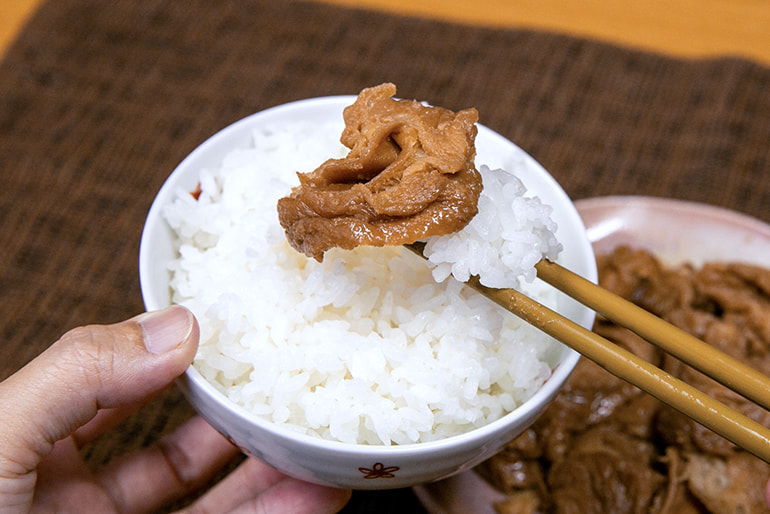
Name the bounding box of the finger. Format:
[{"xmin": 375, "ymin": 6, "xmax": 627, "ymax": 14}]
[
  {"xmin": 188, "ymin": 457, "xmax": 351, "ymax": 514},
  {"xmin": 72, "ymin": 406, "xmax": 147, "ymax": 448},
  {"xmin": 0, "ymin": 306, "xmax": 198, "ymax": 475},
  {"xmin": 72, "ymin": 389, "xmax": 167, "ymax": 447},
  {"xmin": 182, "ymin": 456, "xmax": 287, "ymax": 512},
  {"xmin": 31, "ymin": 437, "xmax": 114, "ymax": 512},
  {"xmin": 95, "ymin": 416, "xmax": 240, "ymax": 513},
  {"xmin": 228, "ymin": 476, "xmax": 352, "ymax": 514}
]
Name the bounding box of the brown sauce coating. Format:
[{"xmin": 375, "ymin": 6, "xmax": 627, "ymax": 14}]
[
  {"xmin": 479, "ymin": 246, "xmax": 770, "ymax": 514},
  {"xmin": 277, "ymin": 83, "xmax": 482, "ymax": 261}
]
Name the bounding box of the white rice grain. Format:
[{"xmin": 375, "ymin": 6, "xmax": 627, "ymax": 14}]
[{"xmin": 164, "ymin": 120, "xmax": 563, "ymax": 445}]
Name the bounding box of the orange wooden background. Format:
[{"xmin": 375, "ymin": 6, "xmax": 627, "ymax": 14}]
[{"xmin": 3, "ymin": 0, "xmax": 770, "ymax": 65}]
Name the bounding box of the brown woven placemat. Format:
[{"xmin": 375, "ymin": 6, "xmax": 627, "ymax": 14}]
[{"xmin": 1, "ymin": 0, "xmax": 769, "ymax": 511}]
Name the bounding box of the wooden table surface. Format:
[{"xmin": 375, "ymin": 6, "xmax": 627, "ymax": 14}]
[{"xmin": 8, "ymin": 0, "xmax": 770, "ymax": 65}]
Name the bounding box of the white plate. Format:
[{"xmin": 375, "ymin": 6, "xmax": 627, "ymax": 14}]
[
  {"xmin": 578, "ymin": 196, "xmax": 770, "ymax": 267},
  {"xmin": 414, "ymin": 195, "xmax": 770, "ymax": 511}
]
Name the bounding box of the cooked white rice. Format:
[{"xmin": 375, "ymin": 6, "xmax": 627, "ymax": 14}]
[{"xmin": 163, "ymin": 120, "xmax": 563, "ymax": 445}]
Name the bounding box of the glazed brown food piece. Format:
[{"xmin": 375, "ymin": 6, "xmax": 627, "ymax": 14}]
[
  {"xmin": 277, "ymin": 83, "xmax": 482, "ymax": 261},
  {"xmin": 480, "ymin": 246, "xmax": 770, "ymax": 514}
]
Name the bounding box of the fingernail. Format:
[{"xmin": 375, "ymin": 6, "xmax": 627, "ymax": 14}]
[{"xmin": 137, "ymin": 305, "xmax": 194, "ymax": 354}]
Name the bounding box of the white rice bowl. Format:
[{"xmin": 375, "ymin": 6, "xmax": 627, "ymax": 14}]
[
  {"xmin": 139, "ymin": 95, "xmax": 596, "ymax": 488},
  {"xmin": 162, "ymin": 118, "xmax": 565, "ymax": 446}
]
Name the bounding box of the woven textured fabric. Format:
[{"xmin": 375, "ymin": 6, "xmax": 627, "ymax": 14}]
[{"xmin": 1, "ymin": 0, "xmax": 769, "ymax": 511}]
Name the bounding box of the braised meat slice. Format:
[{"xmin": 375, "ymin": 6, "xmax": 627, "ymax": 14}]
[
  {"xmin": 277, "ymin": 83, "xmax": 482, "ymax": 261},
  {"xmin": 480, "ymin": 247, "xmax": 770, "ymax": 513}
]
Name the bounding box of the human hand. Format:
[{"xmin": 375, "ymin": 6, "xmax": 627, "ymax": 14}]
[{"xmin": 0, "ymin": 306, "xmax": 351, "ymax": 513}]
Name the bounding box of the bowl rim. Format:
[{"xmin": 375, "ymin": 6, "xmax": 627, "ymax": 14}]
[
  {"xmin": 139, "ymin": 94, "xmax": 595, "ymax": 455},
  {"xmin": 577, "ymin": 195, "xmax": 770, "ymax": 243}
]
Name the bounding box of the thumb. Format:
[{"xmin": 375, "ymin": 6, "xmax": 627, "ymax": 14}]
[{"xmin": 0, "ymin": 305, "xmax": 198, "ymax": 472}]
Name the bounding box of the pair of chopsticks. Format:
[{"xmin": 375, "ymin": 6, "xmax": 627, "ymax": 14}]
[{"xmin": 405, "ymin": 242, "xmax": 770, "ymax": 464}]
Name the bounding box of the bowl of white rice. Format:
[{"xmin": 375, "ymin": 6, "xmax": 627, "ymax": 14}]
[{"xmin": 139, "ymin": 94, "xmax": 597, "ymax": 489}]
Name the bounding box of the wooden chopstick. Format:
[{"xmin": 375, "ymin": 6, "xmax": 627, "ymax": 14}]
[
  {"xmin": 404, "ymin": 243, "xmax": 770, "ymax": 464},
  {"xmin": 535, "ymin": 259, "xmax": 770, "ymax": 412},
  {"xmin": 467, "ymin": 275, "xmax": 770, "ymax": 464}
]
